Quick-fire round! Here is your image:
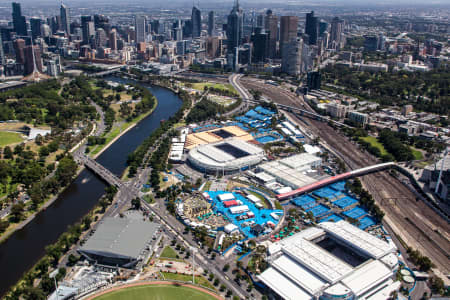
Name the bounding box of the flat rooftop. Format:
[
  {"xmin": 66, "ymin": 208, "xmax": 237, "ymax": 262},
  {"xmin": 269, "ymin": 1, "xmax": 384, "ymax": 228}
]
[{"xmin": 80, "ymin": 217, "xmax": 159, "ymax": 259}]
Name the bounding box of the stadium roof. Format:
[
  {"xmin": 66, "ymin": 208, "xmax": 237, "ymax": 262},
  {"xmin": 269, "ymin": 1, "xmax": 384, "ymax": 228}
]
[
  {"xmin": 258, "ymin": 267, "xmax": 313, "ymax": 300},
  {"xmin": 260, "ymin": 221, "xmax": 399, "ymax": 300},
  {"xmin": 320, "ymin": 221, "xmax": 396, "ymax": 259},
  {"xmin": 80, "ymin": 217, "xmax": 159, "ymax": 259},
  {"xmin": 340, "ymin": 260, "xmax": 392, "ymax": 297},
  {"xmin": 283, "ymin": 238, "xmax": 354, "ymax": 283}
]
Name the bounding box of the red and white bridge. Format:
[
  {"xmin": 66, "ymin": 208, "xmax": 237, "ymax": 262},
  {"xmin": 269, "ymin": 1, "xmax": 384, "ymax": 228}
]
[{"xmin": 277, "ymin": 162, "xmax": 396, "ymax": 200}]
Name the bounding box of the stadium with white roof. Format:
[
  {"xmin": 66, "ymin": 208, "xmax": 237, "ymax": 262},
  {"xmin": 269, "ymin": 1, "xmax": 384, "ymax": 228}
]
[
  {"xmin": 187, "ymin": 137, "xmax": 265, "ymax": 174},
  {"xmin": 258, "ymin": 220, "xmax": 400, "ymax": 300}
]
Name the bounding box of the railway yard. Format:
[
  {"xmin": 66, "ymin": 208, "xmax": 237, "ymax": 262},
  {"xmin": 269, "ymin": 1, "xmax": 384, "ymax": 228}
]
[{"xmin": 240, "ymin": 77, "xmax": 450, "ymax": 279}]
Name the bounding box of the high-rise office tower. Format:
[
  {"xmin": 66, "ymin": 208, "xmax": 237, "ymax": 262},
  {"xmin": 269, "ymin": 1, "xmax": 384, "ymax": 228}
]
[
  {"xmin": 319, "ymin": 20, "xmax": 328, "ymax": 36},
  {"xmin": 0, "ymin": 34, "xmax": 5, "ymax": 65},
  {"xmin": 81, "ymin": 15, "xmax": 94, "ymax": 44},
  {"xmin": 109, "ymin": 28, "xmax": 117, "ymax": 51},
  {"xmin": 12, "ymin": 2, "xmax": 27, "ymax": 36},
  {"xmin": 191, "ymin": 6, "xmax": 201, "ymax": 38},
  {"xmin": 30, "ymin": 18, "xmax": 42, "ymax": 40},
  {"xmin": 95, "ymin": 28, "xmax": 107, "ymax": 48},
  {"xmin": 24, "ymin": 45, "xmax": 42, "ymax": 75},
  {"xmin": 94, "ymin": 14, "xmax": 110, "ymax": 33},
  {"xmin": 60, "ymin": 3, "xmax": 70, "ymax": 34},
  {"xmin": 280, "ymin": 16, "xmax": 298, "ymax": 57},
  {"xmin": 281, "ymin": 37, "xmax": 302, "ymax": 76},
  {"xmin": 135, "ymin": 15, "xmax": 147, "ymax": 43},
  {"xmin": 330, "ymin": 16, "xmax": 344, "ymax": 50},
  {"xmin": 256, "ymin": 14, "xmax": 265, "ymax": 28},
  {"xmin": 13, "ymin": 38, "xmax": 26, "ymax": 64},
  {"xmin": 208, "ymin": 11, "xmax": 215, "ymax": 36},
  {"xmin": 226, "ymin": 0, "xmax": 244, "ymax": 51},
  {"xmin": 264, "ymin": 10, "xmax": 278, "ymax": 58},
  {"xmin": 305, "ymin": 11, "xmax": 318, "ymax": 45},
  {"xmin": 252, "ymin": 28, "xmax": 268, "ymax": 62}
]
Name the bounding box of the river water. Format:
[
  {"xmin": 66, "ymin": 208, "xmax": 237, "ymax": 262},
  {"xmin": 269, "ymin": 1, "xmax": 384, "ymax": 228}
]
[{"xmin": 0, "ymin": 78, "xmax": 182, "ymax": 297}]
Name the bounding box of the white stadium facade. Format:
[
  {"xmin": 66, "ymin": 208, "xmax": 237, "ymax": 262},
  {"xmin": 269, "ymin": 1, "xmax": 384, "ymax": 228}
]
[
  {"xmin": 187, "ymin": 138, "xmax": 265, "ymax": 174},
  {"xmin": 258, "ymin": 220, "xmax": 400, "ymax": 300}
]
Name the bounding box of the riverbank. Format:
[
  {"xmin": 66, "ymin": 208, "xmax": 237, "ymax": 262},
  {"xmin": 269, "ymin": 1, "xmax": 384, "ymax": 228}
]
[
  {"xmin": 90, "ymin": 97, "xmax": 158, "ymax": 159},
  {"xmin": 0, "ymin": 77, "xmax": 183, "ymax": 298}
]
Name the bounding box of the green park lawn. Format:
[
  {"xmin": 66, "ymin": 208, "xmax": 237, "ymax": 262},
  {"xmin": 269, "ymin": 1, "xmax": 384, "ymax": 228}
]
[
  {"xmin": 191, "ymin": 82, "xmax": 238, "ymax": 95},
  {"xmin": 161, "ymin": 272, "xmax": 216, "ymax": 290},
  {"xmin": 94, "ymin": 284, "xmax": 217, "ymax": 300},
  {"xmin": 160, "ymin": 246, "xmax": 178, "ymax": 259},
  {"xmin": 0, "ymin": 131, "xmax": 23, "ymax": 147},
  {"xmin": 360, "ymin": 136, "xmax": 388, "ymax": 156},
  {"xmin": 410, "ymin": 147, "xmax": 424, "ymax": 160}
]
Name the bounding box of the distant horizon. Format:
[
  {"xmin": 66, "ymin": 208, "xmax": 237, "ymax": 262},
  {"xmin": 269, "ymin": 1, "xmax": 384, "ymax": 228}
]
[{"xmin": 1, "ymin": 0, "xmax": 450, "ymax": 6}]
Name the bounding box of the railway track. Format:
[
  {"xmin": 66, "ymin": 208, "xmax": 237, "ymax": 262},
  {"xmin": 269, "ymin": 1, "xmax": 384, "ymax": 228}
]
[{"xmin": 241, "ymin": 79, "xmax": 450, "ymax": 274}]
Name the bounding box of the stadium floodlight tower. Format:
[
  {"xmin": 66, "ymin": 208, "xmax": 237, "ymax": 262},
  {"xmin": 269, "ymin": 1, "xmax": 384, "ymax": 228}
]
[{"xmin": 435, "ymin": 148, "xmax": 449, "ymax": 194}]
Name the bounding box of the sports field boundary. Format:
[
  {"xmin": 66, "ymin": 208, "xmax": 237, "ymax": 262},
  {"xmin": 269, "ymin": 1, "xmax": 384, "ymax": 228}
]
[{"xmin": 81, "ymin": 280, "xmax": 223, "ymax": 300}]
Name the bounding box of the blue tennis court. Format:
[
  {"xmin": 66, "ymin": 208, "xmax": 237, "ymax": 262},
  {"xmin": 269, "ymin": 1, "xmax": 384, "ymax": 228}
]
[
  {"xmin": 292, "ymin": 195, "xmax": 317, "ymax": 210},
  {"xmin": 343, "ymin": 206, "xmax": 368, "ymax": 220},
  {"xmin": 254, "ymin": 106, "xmax": 275, "ymax": 116},
  {"xmin": 358, "ymin": 216, "xmax": 376, "ymax": 230},
  {"xmin": 306, "ymin": 204, "xmax": 331, "ymax": 218},
  {"xmin": 320, "ymin": 214, "xmax": 344, "ymax": 223},
  {"xmin": 330, "ymin": 181, "xmax": 346, "ymax": 192},
  {"xmin": 333, "ymin": 196, "xmax": 358, "ymax": 209},
  {"xmin": 313, "ymin": 187, "xmax": 341, "ymax": 200},
  {"xmin": 206, "ymin": 191, "xmax": 281, "ymax": 238}
]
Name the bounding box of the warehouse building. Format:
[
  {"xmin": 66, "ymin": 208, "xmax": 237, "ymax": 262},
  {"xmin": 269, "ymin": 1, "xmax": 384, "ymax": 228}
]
[
  {"xmin": 78, "ymin": 217, "xmax": 160, "ymax": 268},
  {"xmin": 258, "ymin": 153, "xmax": 322, "ymax": 189},
  {"xmin": 258, "ymin": 221, "xmax": 399, "ymax": 300}
]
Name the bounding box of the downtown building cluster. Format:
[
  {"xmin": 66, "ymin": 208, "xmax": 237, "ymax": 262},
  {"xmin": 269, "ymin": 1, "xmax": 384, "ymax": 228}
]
[{"xmin": 0, "ymin": 1, "xmax": 349, "ymax": 80}]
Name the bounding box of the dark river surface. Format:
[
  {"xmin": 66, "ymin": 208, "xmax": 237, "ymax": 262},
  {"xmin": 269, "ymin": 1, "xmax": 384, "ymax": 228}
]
[{"xmin": 0, "ymin": 77, "xmax": 182, "ymax": 297}]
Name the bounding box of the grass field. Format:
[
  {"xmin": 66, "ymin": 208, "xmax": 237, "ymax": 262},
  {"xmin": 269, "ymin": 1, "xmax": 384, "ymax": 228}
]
[
  {"xmin": 161, "ymin": 273, "xmax": 216, "ymax": 290},
  {"xmin": 410, "ymin": 147, "xmax": 424, "ymax": 160},
  {"xmin": 94, "ymin": 284, "xmax": 217, "ymax": 300},
  {"xmin": 160, "ymin": 246, "xmax": 178, "ymax": 259},
  {"xmin": 191, "ymin": 82, "xmax": 238, "ymax": 95},
  {"xmin": 360, "ymin": 136, "xmax": 388, "ymax": 156},
  {"xmin": 0, "ymin": 131, "xmax": 23, "ymax": 147}
]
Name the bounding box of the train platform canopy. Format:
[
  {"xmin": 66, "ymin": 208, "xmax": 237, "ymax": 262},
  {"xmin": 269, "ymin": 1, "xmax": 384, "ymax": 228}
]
[{"xmin": 78, "ymin": 217, "xmax": 159, "ymax": 268}]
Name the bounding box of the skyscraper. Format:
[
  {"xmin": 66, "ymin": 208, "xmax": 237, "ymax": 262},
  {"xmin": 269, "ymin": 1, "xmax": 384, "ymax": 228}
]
[
  {"xmin": 24, "ymin": 45, "xmax": 42, "ymax": 75},
  {"xmin": 135, "ymin": 15, "xmax": 147, "ymax": 43},
  {"xmin": 12, "ymin": 2, "xmax": 27, "ymax": 36},
  {"xmin": 319, "ymin": 20, "xmax": 328, "ymax": 36},
  {"xmin": 109, "ymin": 29, "xmax": 117, "ymax": 51},
  {"xmin": 208, "ymin": 11, "xmax": 215, "ymax": 36},
  {"xmin": 60, "ymin": 3, "xmax": 70, "ymax": 34},
  {"xmin": 280, "ymin": 16, "xmax": 298, "ymax": 57},
  {"xmin": 30, "ymin": 18, "xmax": 42, "ymax": 40},
  {"xmin": 13, "ymin": 38, "xmax": 25, "ymax": 64},
  {"xmin": 191, "ymin": 6, "xmax": 201, "ymax": 38},
  {"xmin": 81, "ymin": 15, "xmax": 94, "ymax": 44},
  {"xmin": 305, "ymin": 11, "xmax": 318, "ymax": 45},
  {"xmin": 252, "ymin": 28, "xmax": 268, "ymax": 62},
  {"xmin": 226, "ymin": 0, "xmax": 244, "ymax": 51},
  {"xmin": 281, "ymin": 37, "xmax": 302, "ymax": 76},
  {"xmin": 0, "ymin": 34, "xmax": 5, "ymax": 66},
  {"xmin": 264, "ymin": 10, "xmax": 278, "ymax": 58},
  {"xmin": 330, "ymin": 17, "xmax": 344, "ymax": 50}
]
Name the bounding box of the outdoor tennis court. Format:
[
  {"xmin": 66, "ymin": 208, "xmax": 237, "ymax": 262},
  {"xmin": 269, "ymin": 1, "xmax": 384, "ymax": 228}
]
[{"xmin": 343, "ymin": 206, "xmax": 368, "ymax": 219}]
